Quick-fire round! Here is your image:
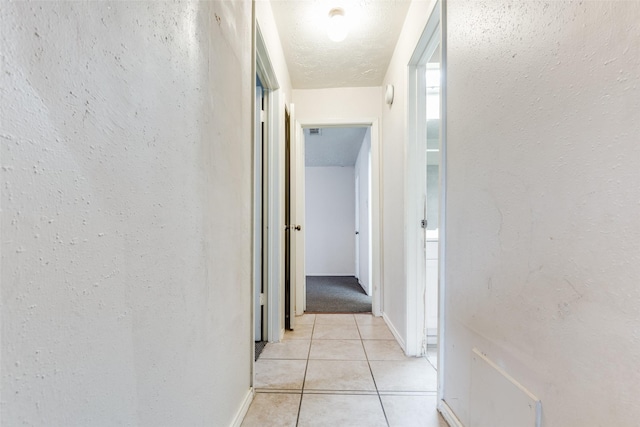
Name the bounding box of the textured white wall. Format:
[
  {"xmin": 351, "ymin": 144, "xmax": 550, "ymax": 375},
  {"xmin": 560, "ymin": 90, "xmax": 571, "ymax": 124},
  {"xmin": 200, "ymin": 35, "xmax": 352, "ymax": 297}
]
[
  {"xmin": 292, "ymin": 87, "xmax": 381, "ymax": 121},
  {"xmin": 355, "ymin": 129, "xmax": 371, "ymax": 294},
  {"xmin": 305, "ymin": 167, "xmax": 356, "ymax": 276},
  {"xmin": 1, "ymin": 2, "xmax": 253, "ymax": 425},
  {"xmin": 445, "ymin": 1, "xmax": 640, "ymax": 426}
]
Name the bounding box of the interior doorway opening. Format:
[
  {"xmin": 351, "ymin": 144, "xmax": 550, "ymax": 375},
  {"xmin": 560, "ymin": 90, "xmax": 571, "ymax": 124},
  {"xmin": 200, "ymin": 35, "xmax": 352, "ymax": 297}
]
[
  {"xmin": 406, "ymin": 0, "xmax": 449, "ymax": 421},
  {"xmin": 424, "ymin": 47, "xmax": 441, "ymax": 367},
  {"xmin": 253, "ymin": 22, "xmax": 283, "ymax": 365},
  {"xmin": 254, "ymin": 75, "xmax": 267, "ymax": 349},
  {"xmin": 289, "ymin": 117, "xmax": 382, "ymax": 321},
  {"xmin": 302, "ymin": 126, "xmax": 373, "ymax": 314}
]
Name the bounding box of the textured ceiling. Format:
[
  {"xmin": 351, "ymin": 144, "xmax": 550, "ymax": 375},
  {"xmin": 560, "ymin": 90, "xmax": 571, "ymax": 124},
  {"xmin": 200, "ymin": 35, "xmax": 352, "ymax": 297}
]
[
  {"xmin": 305, "ymin": 127, "xmax": 368, "ymax": 166},
  {"xmin": 271, "ymin": 0, "xmax": 411, "ymax": 89}
]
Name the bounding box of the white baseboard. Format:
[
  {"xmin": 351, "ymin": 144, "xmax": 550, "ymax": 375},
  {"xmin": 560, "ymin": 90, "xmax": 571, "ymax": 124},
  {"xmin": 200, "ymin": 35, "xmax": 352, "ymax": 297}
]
[
  {"xmin": 230, "ymin": 387, "xmax": 254, "ymax": 427},
  {"xmin": 382, "ymin": 312, "xmax": 406, "ymax": 352},
  {"xmin": 438, "ymin": 399, "xmax": 464, "ymax": 427}
]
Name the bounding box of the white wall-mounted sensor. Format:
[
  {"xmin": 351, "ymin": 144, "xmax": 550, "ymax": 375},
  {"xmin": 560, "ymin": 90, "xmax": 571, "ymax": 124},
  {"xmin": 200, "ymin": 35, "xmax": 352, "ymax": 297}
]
[{"xmin": 385, "ymin": 84, "xmax": 394, "ymax": 105}]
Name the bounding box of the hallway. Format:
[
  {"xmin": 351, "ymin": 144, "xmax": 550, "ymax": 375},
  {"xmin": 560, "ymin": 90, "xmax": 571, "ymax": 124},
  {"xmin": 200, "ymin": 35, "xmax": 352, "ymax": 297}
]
[
  {"xmin": 3, "ymin": 1, "xmax": 638, "ymax": 425},
  {"xmin": 243, "ymin": 314, "xmax": 446, "ymax": 427}
]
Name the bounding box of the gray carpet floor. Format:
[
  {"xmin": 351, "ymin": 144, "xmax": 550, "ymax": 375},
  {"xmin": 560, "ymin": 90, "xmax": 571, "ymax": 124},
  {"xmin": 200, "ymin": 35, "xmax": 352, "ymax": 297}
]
[
  {"xmin": 306, "ymin": 276, "xmax": 372, "ymax": 313},
  {"xmin": 254, "ymin": 341, "xmax": 267, "ymax": 361}
]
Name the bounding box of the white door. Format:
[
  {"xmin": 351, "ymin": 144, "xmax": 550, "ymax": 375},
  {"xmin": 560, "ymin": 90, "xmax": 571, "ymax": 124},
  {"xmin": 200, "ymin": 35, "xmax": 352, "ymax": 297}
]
[
  {"xmin": 292, "ymin": 118, "xmax": 306, "ymax": 316},
  {"xmin": 284, "ymin": 106, "xmax": 305, "ymax": 327}
]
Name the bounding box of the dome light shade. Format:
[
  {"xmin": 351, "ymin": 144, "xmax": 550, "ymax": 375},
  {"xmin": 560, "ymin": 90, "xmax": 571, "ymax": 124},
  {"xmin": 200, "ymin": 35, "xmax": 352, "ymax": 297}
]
[{"xmin": 327, "ymin": 8, "xmax": 348, "ymax": 42}]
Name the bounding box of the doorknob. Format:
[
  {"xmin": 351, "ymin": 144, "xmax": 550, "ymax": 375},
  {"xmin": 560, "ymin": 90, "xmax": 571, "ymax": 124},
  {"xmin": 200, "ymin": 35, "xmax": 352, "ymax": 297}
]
[{"xmin": 295, "ymin": 225, "xmax": 302, "ymax": 231}]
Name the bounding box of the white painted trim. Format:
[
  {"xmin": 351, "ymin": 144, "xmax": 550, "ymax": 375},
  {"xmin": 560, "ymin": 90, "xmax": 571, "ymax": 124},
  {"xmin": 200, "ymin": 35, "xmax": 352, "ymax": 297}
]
[
  {"xmin": 438, "ymin": 399, "xmax": 464, "ymax": 427},
  {"xmin": 405, "ymin": 55, "xmax": 427, "ymax": 357},
  {"xmin": 293, "ymin": 115, "xmax": 305, "ymax": 318},
  {"xmin": 296, "ymin": 118, "xmax": 383, "ymax": 317},
  {"xmin": 256, "ymin": 24, "xmax": 279, "ymax": 90},
  {"xmin": 437, "ymin": 0, "xmax": 448, "ymax": 406},
  {"xmin": 255, "ymin": 22, "xmax": 284, "ymax": 344},
  {"xmin": 266, "ymin": 89, "xmax": 283, "ymax": 343},
  {"xmin": 383, "ymin": 312, "xmax": 406, "ymax": 352},
  {"xmin": 370, "ymin": 120, "xmax": 383, "ymax": 317},
  {"xmin": 231, "ymin": 388, "xmax": 254, "ymax": 427},
  {"xmin": 404, "ymin": 0, "xmax": 441, "ymax": 357}
]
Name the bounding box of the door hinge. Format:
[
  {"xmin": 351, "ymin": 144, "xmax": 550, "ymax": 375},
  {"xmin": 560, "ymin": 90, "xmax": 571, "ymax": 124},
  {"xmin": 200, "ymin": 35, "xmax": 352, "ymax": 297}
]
[
  {"xmin": 260, "ymin": 110, "xmax": 265, "ymax": 123},
  {"xmin": 421, "ymin": 219, "xmax": 428, "ymax": 229},
  {"xmin": 259, "ymin": 293, "xmax": 265, "ymax": 305}
]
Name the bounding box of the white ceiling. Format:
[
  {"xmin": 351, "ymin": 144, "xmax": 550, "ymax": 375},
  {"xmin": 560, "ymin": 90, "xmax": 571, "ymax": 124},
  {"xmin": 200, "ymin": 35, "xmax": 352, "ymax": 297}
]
[
  {"xmin": 305, "ymin": 127, "xmax": 368, "ymax": 166},
  {"xmin": 270, "ymin": 0, "xmax": 412, "ymax": 89}
]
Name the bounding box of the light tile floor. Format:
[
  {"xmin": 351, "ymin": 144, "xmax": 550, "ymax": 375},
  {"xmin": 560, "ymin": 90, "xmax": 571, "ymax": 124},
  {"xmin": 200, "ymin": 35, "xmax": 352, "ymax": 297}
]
[{"xmin": 243, "ymin": 313, "xmax": 448, "ymax": 427}]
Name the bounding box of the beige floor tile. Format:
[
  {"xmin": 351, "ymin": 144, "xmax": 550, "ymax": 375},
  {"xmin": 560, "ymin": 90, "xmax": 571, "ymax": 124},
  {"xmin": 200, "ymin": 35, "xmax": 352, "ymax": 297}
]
[
  {"xmin": 298, "ymin": 394, "xmax": 387, "ymax": 427},
  {"xmin": 381, "ymin": 395, "xmax": 449, "ymax": 427},
  {"xmin": 426, "ymin": 346, "xmax": 438, "ymax": 369},
  {"xmin": 363, "ymin": 339, "xmax": 408, "ymax": 360},
  {"xmin": 260, "ymin": 340, "xmax": 311, "ymax": 360},
  {"xmin": 254, "ymin": 359, "xmax": 307, "ymax": 390},
  {"xmin": 309, "ymin": 339, "xmax": 366, "ymax": 360},
  {"xmin": 370, "ymin": 359, "xmax": 437, "ymax": 392},
  {"xmin": 357, "ymin": 324, "xmax": 395, "ymax": 340},
  {"xmin": 295, "ymin": 314, "xmax": 316, "ymax": 325},
  {"xmin": 312, "ymin": 323, "xmax": 360, "ymax": 340},
  {"xmin": 304, "ymin": 360, "xmax": 375, "ymax": 391},
  {"xmin": 314, "ymin": 313, "xmax": 356, "ymax": 325},
  {"xmin": 354, "ymin": 313, "xmax": 386, "ymax": 326},
  {"xmin": 284, "ymin": 324, "xmax": 313, "ymax": 340},
  {"xmin": 241, "ymin": 393, "xmax": 301, "ymax": 427}
]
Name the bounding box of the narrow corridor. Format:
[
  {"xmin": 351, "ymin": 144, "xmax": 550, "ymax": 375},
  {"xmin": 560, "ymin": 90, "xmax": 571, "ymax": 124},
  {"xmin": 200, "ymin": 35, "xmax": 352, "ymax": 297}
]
[{"xmin": 242, "ymin": 314, "xmax": 447, "ymax": 427}]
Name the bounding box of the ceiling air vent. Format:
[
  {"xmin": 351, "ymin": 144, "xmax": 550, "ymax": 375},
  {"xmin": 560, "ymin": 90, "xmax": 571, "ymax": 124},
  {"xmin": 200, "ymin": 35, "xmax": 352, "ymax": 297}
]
[{"xmin": 309, "ymin": 128, "xmax": 321, "ymax": 135}]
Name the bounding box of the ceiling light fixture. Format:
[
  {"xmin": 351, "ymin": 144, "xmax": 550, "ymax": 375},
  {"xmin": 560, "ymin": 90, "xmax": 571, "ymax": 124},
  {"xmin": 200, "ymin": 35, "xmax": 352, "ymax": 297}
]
[{"xmin": 327, "ymin": 8, "xmax": 348, "ymax": 42}]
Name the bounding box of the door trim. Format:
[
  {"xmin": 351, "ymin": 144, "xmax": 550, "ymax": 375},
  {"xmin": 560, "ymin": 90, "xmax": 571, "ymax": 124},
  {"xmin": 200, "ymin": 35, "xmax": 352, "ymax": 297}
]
[
  {"xmin": 295, "ymin": 118, "xmax": 383, "ymax": 317},
  {"xmin": 255, "ymin": 22, "xmax": 283, "ymax": 344},
  {"xmin": 405, "ymin": 0, "xmax": 448, "ymax": 409},
  {"xmin": 292, "ymin": 116, "xmax": 305, "ymax": 317},
  {"xmin": 438, "ymin": 0, "xmax": 448, "ymax": 406},
  {"xmin": 405, "ymin": 6, "xmax": 441, "ymax": 357}
]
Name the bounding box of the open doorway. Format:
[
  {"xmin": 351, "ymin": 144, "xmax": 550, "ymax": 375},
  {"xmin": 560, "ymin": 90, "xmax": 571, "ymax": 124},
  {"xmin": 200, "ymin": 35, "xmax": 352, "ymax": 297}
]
[
  {"xmin": 303, "ymin": 126, "xmax": 373, "ymax": 313},
  {"xmin": 254, "ymin": 74, "xmax": 268, "ymax": 359},
  {"xmin": 406, "ymin": 0, "xmax": 448, "ymax": 421},
  {"xmin": 424, "ymin": 46, "xmax": 441, "ymax": 368}
]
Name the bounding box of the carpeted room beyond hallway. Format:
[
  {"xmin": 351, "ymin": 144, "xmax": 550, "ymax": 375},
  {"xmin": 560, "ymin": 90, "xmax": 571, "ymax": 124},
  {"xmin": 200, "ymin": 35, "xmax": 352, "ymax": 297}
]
[{"xmin": 305, "ymin": 276, "xmax": 372, "ymax": 313}]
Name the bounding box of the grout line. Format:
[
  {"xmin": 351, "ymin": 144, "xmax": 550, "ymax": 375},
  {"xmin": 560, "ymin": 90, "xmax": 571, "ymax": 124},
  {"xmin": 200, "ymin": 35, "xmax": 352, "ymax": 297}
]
[
  {"xmin": 301, "ymin": 389, "xmax": 378, "ymax": 395},
  {"xmin": 425, "ymin": 353, "xmax": 438, "ymax": 371},
  {"xmin": 377, "ymin": 391, "xmax": 438, "ymax": 396},
  {"xmin": 255, "ymin": 389, "xmax": 303, "ymax": 394},
  {"xmin": 358, "ymin": 314, "xmax": 391, "ymax": 427},
  {"xmin": 295, "ymin": 317, "xmax": 315, "ymax": 427}
]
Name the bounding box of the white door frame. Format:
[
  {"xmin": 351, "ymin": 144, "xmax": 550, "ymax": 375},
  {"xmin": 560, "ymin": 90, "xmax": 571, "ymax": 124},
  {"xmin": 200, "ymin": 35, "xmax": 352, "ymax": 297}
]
[
  {"xmin": 295, "ymin": 118, "xmax": 383, "ymax": 317},
  {"xmin": 405, "ymin": 1, "xmax": 453, "ymax": 422},
  {"xmin": 255, "ymin": 23, "xmax": 284, "ymax": 343},
  {"xmin": 254, "ymin": 80, "xmax": 264, "ymax": 342},
  {"xmin": 405, "ymin": 5, "xmax": 440, "ymax": 357},
  {"xmin": 292, "ymin": 116, "xmax": 304, "ymax": 317},
  {"xmin": 354, "ymin": 173, "xmax": 360, "ymax": 285}
]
